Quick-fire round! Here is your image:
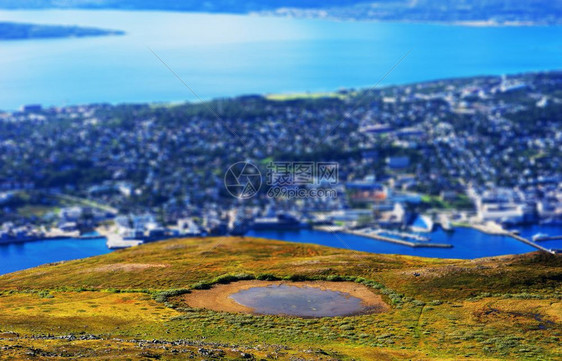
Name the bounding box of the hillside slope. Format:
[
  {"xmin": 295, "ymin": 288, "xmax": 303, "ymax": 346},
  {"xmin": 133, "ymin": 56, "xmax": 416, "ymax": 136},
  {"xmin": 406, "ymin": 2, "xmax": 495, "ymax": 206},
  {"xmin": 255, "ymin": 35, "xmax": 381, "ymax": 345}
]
[{"xmin": 0, "ymin": 237, "xmax": 560, "ymax": 360}]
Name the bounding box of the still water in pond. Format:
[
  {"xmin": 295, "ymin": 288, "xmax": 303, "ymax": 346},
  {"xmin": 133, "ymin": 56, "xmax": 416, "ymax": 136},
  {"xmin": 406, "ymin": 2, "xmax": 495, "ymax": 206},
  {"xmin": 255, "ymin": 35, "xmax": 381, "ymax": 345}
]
[{"xmin": 229, "ymin": 284, "xmax": 366, "ymax": 317}]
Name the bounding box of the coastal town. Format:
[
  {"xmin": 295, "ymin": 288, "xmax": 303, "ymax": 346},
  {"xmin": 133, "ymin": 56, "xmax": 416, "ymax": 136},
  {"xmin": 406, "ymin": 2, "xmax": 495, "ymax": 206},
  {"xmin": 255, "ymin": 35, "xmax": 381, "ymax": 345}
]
[
  {"xmin": 2, "ymin": 1, "xmax": 562, "ymax": 360},
  {"xmin": 1, "ymin": 72, "xmax": 562, "ymax": 252}
]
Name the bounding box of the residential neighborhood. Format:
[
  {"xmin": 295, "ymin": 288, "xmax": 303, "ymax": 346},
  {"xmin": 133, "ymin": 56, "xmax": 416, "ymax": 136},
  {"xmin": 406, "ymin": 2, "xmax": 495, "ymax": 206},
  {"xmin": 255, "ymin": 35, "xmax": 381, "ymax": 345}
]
[{"xmin": 1, "ymin": 72, "xmax": 561, "ymax": 250}]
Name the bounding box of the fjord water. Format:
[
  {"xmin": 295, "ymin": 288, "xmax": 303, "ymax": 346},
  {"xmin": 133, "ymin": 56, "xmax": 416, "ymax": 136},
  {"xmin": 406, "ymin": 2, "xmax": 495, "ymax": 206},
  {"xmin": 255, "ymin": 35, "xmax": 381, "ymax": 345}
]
[
  {"xmin": 229, "ymin": 285, "xmax": 367, "ymax": 317},
  {"xmin": 248, "ymin": 225, "xmax": 562, "ymax": 259},
  {"xmin": 0, "ymin": 237, "xmax": 110, "ymax": 275},
  {"xmin": 2, "ymin": 10, "xmax": 562, "ymax": 109},
  {"xmin": 2, "ymin": 226, "xmax": 560, "ymax": 275}
]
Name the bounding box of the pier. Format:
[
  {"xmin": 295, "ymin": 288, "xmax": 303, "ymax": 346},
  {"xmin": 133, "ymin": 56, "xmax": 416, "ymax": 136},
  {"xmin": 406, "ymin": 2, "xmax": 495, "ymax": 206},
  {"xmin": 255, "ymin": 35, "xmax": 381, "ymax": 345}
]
[
  {"xmin": 376, "ymin": 229, "xmax": 430, "ymax": 242},
  {"xmin": 460, "ymin": 223, "xmax": 557, "ymax": 255},
  {"xmin": 507, "ymin": 233, "xmax": 556, "ymax": 255},
  {"xmin": 344, "ymin": 229, "xmax": 452, "ymax": 248},
  {"xmin": 313, "ymin": 225, "xmax": 345, "ymax": 232}
]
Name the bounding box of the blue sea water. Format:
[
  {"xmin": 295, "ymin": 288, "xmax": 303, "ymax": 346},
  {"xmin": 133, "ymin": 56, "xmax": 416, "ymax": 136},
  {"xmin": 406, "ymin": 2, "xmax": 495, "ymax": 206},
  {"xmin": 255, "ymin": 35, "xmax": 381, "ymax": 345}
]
[
  {"xmin": 0, "ymin": 226, "xmax": 560, "ymax": 275},
  {"xmin": 0, "ymin": 238, "xmax": 110, "ymax": 275},
  {"xmin": 247, "ymin": 226, "xmax": 562, "ymax": 259},
  {"xmin": 1, "ymin": 10, "xmax": 562, "ymax": 109}
]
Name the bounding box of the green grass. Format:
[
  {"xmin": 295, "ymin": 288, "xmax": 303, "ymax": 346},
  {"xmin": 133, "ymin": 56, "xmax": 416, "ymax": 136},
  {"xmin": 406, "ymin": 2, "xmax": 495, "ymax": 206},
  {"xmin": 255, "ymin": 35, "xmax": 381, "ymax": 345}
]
[
  {"xmin": 421, "ymin": 194, "xmax": 474, "ymax": 210},
  {"xmin": 0, "ymin": 237, "xmax": 560, "ymax": 360},
  {"xmin": 16, "ymin": 205, "xmax": 59, "ymax": 218}
]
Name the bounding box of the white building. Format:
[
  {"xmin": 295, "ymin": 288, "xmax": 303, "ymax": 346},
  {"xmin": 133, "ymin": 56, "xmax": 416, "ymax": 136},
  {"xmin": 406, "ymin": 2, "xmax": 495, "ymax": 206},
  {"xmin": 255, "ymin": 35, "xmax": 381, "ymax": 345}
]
[
  {"xmin": 477, "ymin": 203, "xmax": 524, "ymax": 223},
  {"xmin": 537, "ymin": 200, "xmax": 561, "ymax": 218}
]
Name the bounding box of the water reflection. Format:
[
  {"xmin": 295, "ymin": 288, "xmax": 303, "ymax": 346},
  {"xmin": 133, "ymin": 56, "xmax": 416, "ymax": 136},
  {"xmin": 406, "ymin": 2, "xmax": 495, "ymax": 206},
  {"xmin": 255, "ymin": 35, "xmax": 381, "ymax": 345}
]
[{"xmin": 229, "ymin": 284, "xmax": 367, "ymax": 317}]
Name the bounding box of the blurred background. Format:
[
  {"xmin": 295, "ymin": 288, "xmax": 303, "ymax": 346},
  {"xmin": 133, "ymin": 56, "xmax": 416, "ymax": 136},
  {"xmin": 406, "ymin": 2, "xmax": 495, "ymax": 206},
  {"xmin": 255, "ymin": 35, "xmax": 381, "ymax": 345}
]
[{"xmin": 1, "ymin": 0, "xmax": 562, "ymax": 273}]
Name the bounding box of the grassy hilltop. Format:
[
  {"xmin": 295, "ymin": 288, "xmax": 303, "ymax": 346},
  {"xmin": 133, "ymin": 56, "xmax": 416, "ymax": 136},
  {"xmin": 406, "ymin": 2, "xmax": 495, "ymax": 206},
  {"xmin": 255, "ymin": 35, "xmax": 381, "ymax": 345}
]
[{"xmin": 0, "ymin": 237, "xmax": 560, "ymax": 360}]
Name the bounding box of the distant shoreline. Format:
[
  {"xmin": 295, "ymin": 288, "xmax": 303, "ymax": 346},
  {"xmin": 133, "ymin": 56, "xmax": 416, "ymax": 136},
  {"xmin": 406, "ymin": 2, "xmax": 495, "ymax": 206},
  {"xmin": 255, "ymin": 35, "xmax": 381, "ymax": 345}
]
[
  {"xmin": 0, "ymin": 21, "xmax": 125, "ymax": 41},
  {"xmin": 253, "ymin": 11, "xmax": 554, "ymax": 27},
  {"xmin": 0, "ymin": 6, "xmax": 560, "ymax": 27}
]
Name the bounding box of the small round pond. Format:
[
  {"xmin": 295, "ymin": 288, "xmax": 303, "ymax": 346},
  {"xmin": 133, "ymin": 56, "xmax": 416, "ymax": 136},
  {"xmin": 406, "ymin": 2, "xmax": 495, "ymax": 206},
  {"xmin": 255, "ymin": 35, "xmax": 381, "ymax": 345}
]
[
  {"xmin": 229, "ymin": 284, "xmax": 368, "ymax": 317},
  {"xmin": 180, "ymin": 281, "xmax": 389, "ymax": 317}
]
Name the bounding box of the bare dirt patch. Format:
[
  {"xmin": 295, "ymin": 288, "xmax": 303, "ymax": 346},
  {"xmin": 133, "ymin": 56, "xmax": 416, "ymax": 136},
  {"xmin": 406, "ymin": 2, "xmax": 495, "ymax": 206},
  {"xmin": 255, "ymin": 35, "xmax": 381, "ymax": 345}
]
[
  {"xmin": 179, "ymin": 280, "xmax": 390, "ymax": 316},
  {"xmin": 87, "ymin": 263, "xmax": 169, "ymax": 272}
]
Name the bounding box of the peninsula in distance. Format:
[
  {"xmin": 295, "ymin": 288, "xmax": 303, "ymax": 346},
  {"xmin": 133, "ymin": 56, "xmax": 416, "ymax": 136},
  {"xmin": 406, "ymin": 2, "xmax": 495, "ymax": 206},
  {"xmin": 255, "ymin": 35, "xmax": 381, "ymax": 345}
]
[{"xmin": 0, "ymin": 22, "xmax": 124, "ymax": 41}]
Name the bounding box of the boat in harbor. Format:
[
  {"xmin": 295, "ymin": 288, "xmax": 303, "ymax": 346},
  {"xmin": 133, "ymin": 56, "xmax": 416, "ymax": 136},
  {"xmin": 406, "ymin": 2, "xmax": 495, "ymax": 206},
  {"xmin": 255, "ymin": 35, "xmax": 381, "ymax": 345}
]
[
  {"xmin": 532, "ymin": 233, "xmax": 562, "ymax": 242},
  {"xmin": 532, "ymin": 233, "xmax": 549, "ymax": 242},
  {"xmin": 540, "ymin": 218, "xmax": 562, "ymax": 226}
]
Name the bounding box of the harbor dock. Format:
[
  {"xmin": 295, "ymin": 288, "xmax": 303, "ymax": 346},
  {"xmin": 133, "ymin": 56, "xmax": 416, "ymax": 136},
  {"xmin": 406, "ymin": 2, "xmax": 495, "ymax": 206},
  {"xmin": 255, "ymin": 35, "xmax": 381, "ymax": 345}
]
[
  {"xmin": 378, "ymin": 229, "xmax": 430, "ymax": 242},
  {"xmin": 313, "ymin": 225, "xmax": 345, "ymax": 232},
  {"xmin": 459, "ymin": 222, "xmax": 557, "ymax": 254},
  {"xmin": 507, "ymin": 233, "xmax": 557, "ymax": 255},
  {"xmin": 342, "ymin": 224, "xmax": 558, "ymax": 253},
  {"xmin": 344, "ymin": 229, "xmax": 453, "ymax": 248}
]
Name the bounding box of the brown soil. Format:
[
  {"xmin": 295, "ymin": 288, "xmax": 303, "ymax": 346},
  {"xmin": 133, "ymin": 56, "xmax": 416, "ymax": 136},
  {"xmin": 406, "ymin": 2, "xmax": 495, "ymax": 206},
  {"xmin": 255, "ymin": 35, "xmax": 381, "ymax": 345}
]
[
  {"xmin": 87, "ymin": 263, "xmax": 169, "ymax": 272},
  {"xmin": 179, "ymin": 280, "xmax": 390, "ymax": 316}
]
